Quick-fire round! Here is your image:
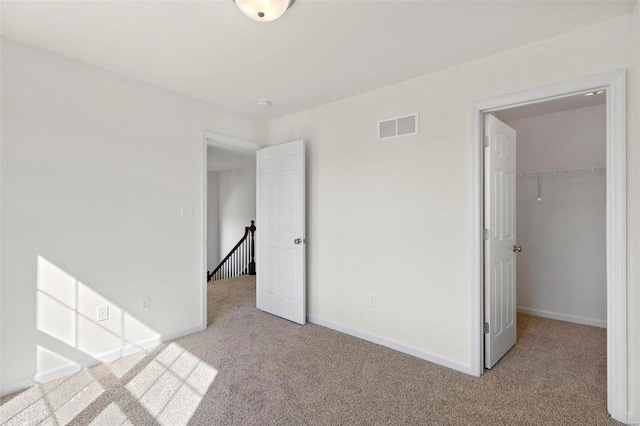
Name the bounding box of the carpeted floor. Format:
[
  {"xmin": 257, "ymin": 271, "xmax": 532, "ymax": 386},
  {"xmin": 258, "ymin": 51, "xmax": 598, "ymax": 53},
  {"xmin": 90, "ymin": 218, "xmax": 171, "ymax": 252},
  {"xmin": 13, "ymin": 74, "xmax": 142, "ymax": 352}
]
[{"xmin": 1, "ymin": 275, "xmax": 615, "ymax": 425}]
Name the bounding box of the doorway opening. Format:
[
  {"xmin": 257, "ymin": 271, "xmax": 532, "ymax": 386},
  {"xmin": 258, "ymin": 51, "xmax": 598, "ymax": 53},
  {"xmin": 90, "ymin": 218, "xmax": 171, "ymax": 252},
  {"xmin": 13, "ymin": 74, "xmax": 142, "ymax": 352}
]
[
  {"xmin": 493, "ymin": 94, "xmax": 607, "ymax": 329},
  {"xmin": 206, "ymin": 145, "xmax": 257, "ymax": 283},
  {"xmin": 200, "ymin": 134, "xmax": 307, "ymax": 331},
  {"xmin": 471, "ymin": 71, "xmax": 627, "ymax": 423},
  {"xmin": 483, "ymin": 92, "xmax": 607, "ymax": 405},
  {"xmin": 200, "ymin": 132, "xmax": 260, "ymax": 330}
]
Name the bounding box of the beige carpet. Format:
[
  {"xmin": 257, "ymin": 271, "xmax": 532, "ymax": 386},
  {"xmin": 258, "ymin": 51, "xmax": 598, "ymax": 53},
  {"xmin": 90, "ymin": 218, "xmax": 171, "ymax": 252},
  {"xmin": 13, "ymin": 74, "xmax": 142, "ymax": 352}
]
[{"xmin": 1, "ymin": 275, "xmax": 615, "ymax": 425}]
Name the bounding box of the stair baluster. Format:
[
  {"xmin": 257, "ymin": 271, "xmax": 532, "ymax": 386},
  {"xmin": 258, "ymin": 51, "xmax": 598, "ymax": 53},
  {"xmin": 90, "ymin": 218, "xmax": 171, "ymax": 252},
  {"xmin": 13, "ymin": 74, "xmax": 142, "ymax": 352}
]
[{"xmin": 207, "ymin": 220, "xmax": 256, "ymax": 282}]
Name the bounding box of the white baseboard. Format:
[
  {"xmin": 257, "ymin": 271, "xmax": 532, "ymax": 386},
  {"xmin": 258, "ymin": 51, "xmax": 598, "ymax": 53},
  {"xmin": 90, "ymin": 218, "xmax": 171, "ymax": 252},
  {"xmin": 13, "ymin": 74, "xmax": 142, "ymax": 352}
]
[
  {"xmin": 161, "ymin": 325, "xmax": 202, "ymax": 343},
  {"xmin": 627, "ymin": 411, "xmax": 638, "ymax": 425},
  {"xmin": 0, "ymin": 378, "xmax": 36, "ymax": 399},
  {"xmin": 307, "ymin": 315, "xmax": 472, "ymax": 375},
  {"xmin": 0, "ymin": 324, "xmax": 202, "ymax": 398},
  {"xmin": 517, "ymin": 306, "xmax": 606, "ymax": 328}
]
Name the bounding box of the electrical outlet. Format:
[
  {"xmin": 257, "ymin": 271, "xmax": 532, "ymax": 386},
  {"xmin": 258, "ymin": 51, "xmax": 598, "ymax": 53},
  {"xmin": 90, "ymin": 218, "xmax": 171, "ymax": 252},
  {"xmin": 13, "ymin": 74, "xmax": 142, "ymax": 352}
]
[
  {"xmin": 140, "ymin": 297, "xmax": 150, "ymax": 312},
  {"xmin": 97, "ymin": 305, "xmax": 109, "ymax": 322},
  {"xmin": 368, "ymin": 293, "xmax": 376, "ymax": 307}
]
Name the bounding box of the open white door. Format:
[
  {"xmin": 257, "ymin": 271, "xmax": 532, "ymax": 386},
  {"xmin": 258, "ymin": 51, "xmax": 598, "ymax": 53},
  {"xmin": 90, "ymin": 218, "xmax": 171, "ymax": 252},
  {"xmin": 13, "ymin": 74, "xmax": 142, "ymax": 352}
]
[
  {"xmin": 484, "ymin": 114, "xmax": 518, "ymax": 369},
  {"xmin": 256, "ymin": 140, "xmax": 306, "ymax": 324}
]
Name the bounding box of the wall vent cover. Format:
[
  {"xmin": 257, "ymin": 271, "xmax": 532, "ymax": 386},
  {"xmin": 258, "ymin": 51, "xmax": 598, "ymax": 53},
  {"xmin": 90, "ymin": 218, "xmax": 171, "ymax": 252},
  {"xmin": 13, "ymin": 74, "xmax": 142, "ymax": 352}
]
[{"xmin": 377, "ymin": 112, "xmax": 419, "ymax": 140}]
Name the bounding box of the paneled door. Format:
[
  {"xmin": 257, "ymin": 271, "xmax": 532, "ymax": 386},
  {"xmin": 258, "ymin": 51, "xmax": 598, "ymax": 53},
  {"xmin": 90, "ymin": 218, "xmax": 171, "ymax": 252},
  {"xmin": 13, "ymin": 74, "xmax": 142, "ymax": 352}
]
[
  {"xmin": 484, "ymin": 114, "xmax": 518, "ymax": 368},
  {"xmin": 256, "ymin": 140, "xmax": 306, "ymax": 324}
]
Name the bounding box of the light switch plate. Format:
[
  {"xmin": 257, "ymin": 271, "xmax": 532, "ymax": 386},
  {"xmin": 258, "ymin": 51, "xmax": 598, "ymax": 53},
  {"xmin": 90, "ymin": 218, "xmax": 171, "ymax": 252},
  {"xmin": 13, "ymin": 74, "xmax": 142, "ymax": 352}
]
[{"xmin": 140, "ymin": 297, "xmax": 150, "ymax": 312}]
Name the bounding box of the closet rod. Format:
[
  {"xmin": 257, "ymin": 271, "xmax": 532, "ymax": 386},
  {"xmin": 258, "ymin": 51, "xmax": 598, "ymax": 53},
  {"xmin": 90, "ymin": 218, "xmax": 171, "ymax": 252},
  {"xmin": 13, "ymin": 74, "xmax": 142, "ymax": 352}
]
[{"xmin": 517, "ymin": 166, "xmax": 605, "ymax": 180}]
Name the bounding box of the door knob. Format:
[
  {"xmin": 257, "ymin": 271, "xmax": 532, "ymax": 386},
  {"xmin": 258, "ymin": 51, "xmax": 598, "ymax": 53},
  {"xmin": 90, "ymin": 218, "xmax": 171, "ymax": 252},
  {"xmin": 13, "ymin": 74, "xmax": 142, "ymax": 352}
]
[
  {"xmin": 294, "ymin": 238, "xmax": 303, "ymax": 245},
  {"xmin": 513, "ymin": 245, "xmax": 522, "ymax": 253}
]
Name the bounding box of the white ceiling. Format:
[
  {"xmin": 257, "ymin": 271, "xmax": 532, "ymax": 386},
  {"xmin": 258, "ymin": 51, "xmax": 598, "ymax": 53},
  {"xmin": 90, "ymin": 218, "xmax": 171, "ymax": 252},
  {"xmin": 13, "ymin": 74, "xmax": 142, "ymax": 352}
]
[
  {"xmin": 207, "ymin": 146, "xmax": 255, "ymax": 171},
  {"xmin": 494, "ymin": 91, "xmax": 606, "ymax": 122},
  {"xmin": 1, "ymin": 1, "xmax": 635, "ymax": 119}
]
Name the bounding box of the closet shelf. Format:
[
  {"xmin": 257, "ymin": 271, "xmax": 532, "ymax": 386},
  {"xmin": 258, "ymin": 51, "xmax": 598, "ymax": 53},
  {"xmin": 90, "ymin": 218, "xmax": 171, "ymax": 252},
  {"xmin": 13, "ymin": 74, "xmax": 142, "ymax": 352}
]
[{"xmin": 517, "ymin": 166, "xmax": 605, "ymax": 180}]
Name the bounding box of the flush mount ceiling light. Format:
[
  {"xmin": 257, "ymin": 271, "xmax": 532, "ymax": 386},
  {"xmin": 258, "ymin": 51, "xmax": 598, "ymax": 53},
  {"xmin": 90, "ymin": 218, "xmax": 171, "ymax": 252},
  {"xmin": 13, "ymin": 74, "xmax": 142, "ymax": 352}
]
[{"xmin": 235, "ymin": 0, "xmax": 295, "ymax": 22}]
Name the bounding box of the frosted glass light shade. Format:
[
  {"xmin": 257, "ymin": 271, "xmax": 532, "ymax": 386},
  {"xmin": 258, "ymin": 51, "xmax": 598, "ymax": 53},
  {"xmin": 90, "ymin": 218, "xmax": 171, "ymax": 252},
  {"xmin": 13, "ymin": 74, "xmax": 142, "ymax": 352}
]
[{"xmin": 235, "ymin": 0, "xmax": 292, "ymax": 22}]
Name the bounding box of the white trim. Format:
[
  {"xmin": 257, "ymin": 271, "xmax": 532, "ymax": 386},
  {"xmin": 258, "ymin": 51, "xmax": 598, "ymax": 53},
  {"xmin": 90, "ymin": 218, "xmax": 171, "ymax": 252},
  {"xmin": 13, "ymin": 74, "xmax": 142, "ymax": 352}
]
[
  {"xmin": 200, "ymin": 135, "xmax": 208, "ymax": 332},
  {"xmin": 604, "ymin": 72, "xmax": 627, "ymax": 424},
  {"xmin": 0, "ymin": 378, "xmax": 35, "ymax": 398},
  {"xmin": 307, "ymin": 315, "xmax": 472, "ymax": 375},
  {"xmin": 469, "ymin": 103, "xmax": 484, "ymax": 378},
  {"xmin": 203, "ymin": 130, "xmax": 261, "ymax": 152},
  {"xmin": 0, "ymin": 325, "xmax": 201, "ymax": 398},
  {"xmin": 254, "ymin": 148, "xmax": 262, "ymax": 309},
  {"xmin": 157, "ymin": 324, "xmax": 203, "ymax": 345},
  {"xmin": 255, "ymin": 149, "xmax": 261, "ymax": 311},
  {"xmin": 200, "ymin": 131, "xmax": 260, "ymax": 331},
  {"xmin": 517, "ymin": 306, "xmax": 606, "ymax": 329},
  {"xmin": 470, "ymin": 70, "xmax": 627, "ymax": 423}
]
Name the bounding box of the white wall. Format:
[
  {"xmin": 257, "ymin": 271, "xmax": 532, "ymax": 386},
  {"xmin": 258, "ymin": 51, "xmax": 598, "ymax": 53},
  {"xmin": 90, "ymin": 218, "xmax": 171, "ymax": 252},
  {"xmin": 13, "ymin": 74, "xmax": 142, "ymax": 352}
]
[
  {"xmin": 505, "ymin": 106, "xmax": 607, "ymax": 327},
  {"xmin": 207, "ymin": 171, "xmax": 220, "ymax": 271},
  {"xmin": 0, "ymin": 38, "xmax": 266, "ymax": 392},
  {"xmin": 511, "ymin": 105, "xmax": 606, "ymax": 172},
  {"xmin": 268, "ymin": 12, "xmax": 638, "ymax": 406},
  {"xmin": 218, "ymin": 167, "xmax": 256, "ymax": 258},
  {"xmin": 516, "ymin": 174, "xmax": 606, "ymax": 325}
]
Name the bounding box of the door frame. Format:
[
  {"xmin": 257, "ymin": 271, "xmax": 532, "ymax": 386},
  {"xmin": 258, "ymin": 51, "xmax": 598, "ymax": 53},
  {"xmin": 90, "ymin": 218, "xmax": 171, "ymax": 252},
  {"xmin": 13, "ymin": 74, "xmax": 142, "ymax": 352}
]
[
  {"xmin": 470, "ymin": 71, "xmax": 627, "ymax": 423},
  {"xmin": 200, "ymin": 131, "xmax": 260, "ymax": 331}
]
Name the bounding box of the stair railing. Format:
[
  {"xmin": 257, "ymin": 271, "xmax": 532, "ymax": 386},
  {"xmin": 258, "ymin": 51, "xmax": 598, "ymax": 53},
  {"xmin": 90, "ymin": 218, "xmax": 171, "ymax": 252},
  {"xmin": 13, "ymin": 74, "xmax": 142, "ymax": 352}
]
[{"xmin": 208, "ymin": 220, "xmax": 256, "ymax": 282}]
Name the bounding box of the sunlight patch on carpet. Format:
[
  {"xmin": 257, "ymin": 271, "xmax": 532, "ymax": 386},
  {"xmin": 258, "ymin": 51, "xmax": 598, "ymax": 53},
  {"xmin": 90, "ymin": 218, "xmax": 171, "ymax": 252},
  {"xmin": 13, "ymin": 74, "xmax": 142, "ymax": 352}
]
[
  {"xmin": 88, "ymin": 402, "xmax": 128, "ymax": 426},
  {"xmin": 125, "ymin": 343, "xmax": 218, "ymax": 426},
  {"xmin": 0, "ymin": 370, "xmax": 105, "ymax": 426}
]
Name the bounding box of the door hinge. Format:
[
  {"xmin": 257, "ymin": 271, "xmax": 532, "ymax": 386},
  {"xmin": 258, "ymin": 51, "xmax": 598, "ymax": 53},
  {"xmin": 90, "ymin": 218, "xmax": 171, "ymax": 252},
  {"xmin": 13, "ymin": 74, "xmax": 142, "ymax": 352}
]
[
  {"xmin": 483, "ymin": 322, "xmax": 489, "ymax": 334},
  {"xmin": 483, "ymin": 136, "xmax": 489, "ymax": 148},
  {"xmin": 483, "ymin": 228, "xmax": 489, "ymax": 240}
]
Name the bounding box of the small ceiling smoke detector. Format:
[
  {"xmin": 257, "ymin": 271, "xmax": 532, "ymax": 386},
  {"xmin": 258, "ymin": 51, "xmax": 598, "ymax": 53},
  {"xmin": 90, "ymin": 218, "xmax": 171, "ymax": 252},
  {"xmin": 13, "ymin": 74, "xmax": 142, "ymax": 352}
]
[
  {"xmin": 257, "ymin": 99, "xmax": 272, "ymax": 108},
  {"xmin": 585, "ymin": 90, "xmax": 605, "ymax": 96}
]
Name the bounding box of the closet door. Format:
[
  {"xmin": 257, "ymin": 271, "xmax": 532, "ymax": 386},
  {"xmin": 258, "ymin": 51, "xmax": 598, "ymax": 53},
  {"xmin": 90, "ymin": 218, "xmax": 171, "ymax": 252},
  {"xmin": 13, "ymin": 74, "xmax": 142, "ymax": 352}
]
[{"xmin": 484, "ymin": 114, "xmax": 518, "ymax": 369}]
